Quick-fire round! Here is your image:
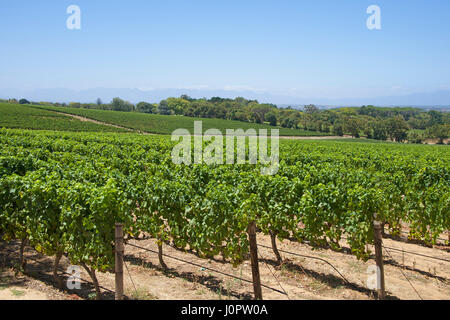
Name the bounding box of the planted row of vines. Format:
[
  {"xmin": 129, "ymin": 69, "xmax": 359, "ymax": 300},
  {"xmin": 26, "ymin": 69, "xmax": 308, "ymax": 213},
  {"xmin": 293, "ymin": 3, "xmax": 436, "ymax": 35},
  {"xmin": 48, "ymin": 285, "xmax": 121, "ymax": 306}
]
[{"xmin": 0, "ymin": 128, "xmax": 448, "ymax": 298}]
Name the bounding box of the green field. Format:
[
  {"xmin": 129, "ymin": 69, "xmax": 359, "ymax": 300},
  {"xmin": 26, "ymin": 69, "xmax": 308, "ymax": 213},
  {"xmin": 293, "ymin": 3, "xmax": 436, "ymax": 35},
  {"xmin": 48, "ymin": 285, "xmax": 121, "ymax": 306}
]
[
  {"xmin": 0, "ymin": 103, "xmax": 126, "ymax": 133},
  {"xmin": 0, "ymin": 117, "xmax": 448, "ymax": 299},
  {"xmin": 0, "ymin": 127, "xmax": 448, "ymax": 295},
  {"xmin": 32, "ymin": 104, "xmax": 331, "ymax": 136}
]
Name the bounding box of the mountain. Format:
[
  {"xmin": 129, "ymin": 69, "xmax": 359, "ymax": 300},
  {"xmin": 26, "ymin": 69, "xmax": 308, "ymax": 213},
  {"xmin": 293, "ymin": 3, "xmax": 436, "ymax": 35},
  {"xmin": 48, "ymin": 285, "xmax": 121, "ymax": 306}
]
[
  {"xmin": 313, "ymin": 90, "xmax": 450, "ymax": 108},
  {"xmin": 1, "ymin": 87, "xmax": 449, "ymax": 109}
]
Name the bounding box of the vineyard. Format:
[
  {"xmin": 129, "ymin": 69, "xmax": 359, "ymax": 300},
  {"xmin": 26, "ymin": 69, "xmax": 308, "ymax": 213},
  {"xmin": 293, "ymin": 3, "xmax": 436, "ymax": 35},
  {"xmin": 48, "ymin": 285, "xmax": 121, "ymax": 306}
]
[
  {"xmin": 29, "ymin": 104, "xmax": 332, "ymax": 136},
  {"xmin": 0, "ymin": 103, "xmax": 126, "ymax": 133},
  {"xmin": 0, "ymin": 128, "xmax": 449, "ymax": 299}
]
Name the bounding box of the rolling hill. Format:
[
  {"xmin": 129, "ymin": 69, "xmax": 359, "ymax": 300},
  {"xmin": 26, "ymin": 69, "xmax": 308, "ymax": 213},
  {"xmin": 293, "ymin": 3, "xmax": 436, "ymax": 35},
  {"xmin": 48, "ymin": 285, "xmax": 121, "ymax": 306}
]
[{"xmin": 29, "ymin": 104, "xmax": 330, "ymax": 136}]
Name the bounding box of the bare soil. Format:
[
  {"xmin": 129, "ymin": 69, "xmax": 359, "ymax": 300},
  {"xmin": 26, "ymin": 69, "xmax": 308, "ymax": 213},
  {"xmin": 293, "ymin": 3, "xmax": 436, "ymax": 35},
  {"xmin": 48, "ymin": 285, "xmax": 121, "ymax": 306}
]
[
  {"xmin": 1, "ymin": 230, "xmax": 448, "ymax": 300},
  {"xmin": 63, "ymin": 113, "xmax": 135, "ymax": 132}
]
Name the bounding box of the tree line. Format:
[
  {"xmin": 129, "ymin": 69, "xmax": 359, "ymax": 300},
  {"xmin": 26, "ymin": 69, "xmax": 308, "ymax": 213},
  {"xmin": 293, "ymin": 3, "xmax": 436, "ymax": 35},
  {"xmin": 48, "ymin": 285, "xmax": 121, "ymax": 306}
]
[{"xmin": 3, "ymin": 96, "xmax": 449, "ymax": 144}]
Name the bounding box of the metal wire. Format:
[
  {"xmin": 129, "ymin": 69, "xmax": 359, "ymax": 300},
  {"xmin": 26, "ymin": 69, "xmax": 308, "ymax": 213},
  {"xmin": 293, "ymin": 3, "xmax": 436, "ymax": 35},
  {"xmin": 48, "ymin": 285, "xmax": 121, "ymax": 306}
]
[
  {"xmin": 340, "ymin": 235, "xmax": 449, "ymax": 263},
  {"xmin": 123, "ymin": 258, "xmax": 138, "ymax": 298},
  {"xmin": 382, "ymin": 245, "xmax": 449, "ymax": 263},
  {"xmin": 0, "ymin": 245, "xmax": 115, "ymax": 294},
  {"xmin": 257, "ymin": 248, "xmax": 290, "ymax": 300},
  {"xmin": 127, "ymin": 242, "xmax": 287, "ymax": 296},
  {"xmin": 257, "ymin": 243, "xmax": 353, "ymax": 287},
  {"xmin": 383, "ymin": 244, "xmax": 423, "ymax": 300}
]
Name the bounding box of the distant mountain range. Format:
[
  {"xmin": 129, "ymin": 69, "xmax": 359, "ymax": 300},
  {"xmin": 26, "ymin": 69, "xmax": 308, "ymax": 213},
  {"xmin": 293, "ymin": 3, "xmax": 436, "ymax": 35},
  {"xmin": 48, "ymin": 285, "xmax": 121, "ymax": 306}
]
[{"xmin": 1, "ymin": 87, "xmax": 449, "ymax": 110}]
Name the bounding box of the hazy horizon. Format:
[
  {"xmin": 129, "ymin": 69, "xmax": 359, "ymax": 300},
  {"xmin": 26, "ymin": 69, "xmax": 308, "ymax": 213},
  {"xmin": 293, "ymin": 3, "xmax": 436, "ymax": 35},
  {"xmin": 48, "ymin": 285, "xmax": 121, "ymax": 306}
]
[{"xmin": 2, "ymin": 86, "xmax": 450, "ymax": 108}]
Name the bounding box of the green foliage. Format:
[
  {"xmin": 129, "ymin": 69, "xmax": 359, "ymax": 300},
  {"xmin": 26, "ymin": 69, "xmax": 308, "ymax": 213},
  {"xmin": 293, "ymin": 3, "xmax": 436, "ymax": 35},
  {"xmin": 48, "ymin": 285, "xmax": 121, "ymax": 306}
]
[
  {"xmin": 0, "ymin": 103, "xmax": 126, "ymax": 133},
  {"xmin": 332, "ymin": 121, "xmax": 344, "ymax": 136},
  {"xmin": 33, "ymin": 104, "xmax": 329, "ymax": 136},
  {"xmin": 0, "ymin": 128, "xmax": 448, "ymax": 281},
  {"xmin": 265, "ymin": 110, "xmax": 278, "ymax": 126},
  {"xmin": 368, "ymin": 120, "xmax": 388, "ymax": 141},
  {"xmin": 158, "ymin": 100, "xmax": 171, "ymax": 115},
  {"xmin": 111, "ymin": 97, "xmax": 134, "ymax": 112},
  {"xmin": 426, "ymin": 124, "xmax": 449, "ymax": 144},
  {"xmin": 384, "ymin": 116, "xmax": 409, "ymax": 142},
  {"xmin": 136, "ymin": 101, "xmax": 156, "ymax": 114},
  {"xmin": 16, "ymin": 95, "xmax": 449, "ymax": 138},
  {"xmin": 407, "ymin": 130, "xmax": 425, "ymax": 144},
  {"xmin": 344, "ymin": 117, "xmax": 363, "ymax": 138}
]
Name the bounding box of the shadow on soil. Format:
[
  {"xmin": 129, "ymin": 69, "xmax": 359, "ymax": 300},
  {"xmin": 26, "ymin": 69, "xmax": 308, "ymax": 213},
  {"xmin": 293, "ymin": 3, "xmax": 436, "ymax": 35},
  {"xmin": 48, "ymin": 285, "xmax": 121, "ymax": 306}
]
[
  {"xmin": 286, "ymin": 237, "xmax": 448, "ymax": 283},
  {"xmin": 124, "ymin": 254, "xmax": 253, "ymax": 300},
  {"xmin": 383, "ymin": 258, "xmax": 448, "ymax": 283},
  {"xmin": 260, "ymin": 257, "xmax": 400, "ymax": 300},
  {"xmin": 0, "ymin": 241, "xmax": 115, "ymax": 300}
]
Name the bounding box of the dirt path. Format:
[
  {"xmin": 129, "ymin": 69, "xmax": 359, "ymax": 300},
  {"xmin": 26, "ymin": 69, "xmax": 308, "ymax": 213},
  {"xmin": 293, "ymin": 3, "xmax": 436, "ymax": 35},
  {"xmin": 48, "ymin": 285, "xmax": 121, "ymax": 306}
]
[
  {"xmin": 27, "ymin": 108, "xmax": 450, "ymax": 144},
  {"xmin": 62, "ymin": 113, "xmax": 136, "ymax": 132},
  {"xmin": 49, "ymin": 109, "xmax": 353, "ymax": 140}
]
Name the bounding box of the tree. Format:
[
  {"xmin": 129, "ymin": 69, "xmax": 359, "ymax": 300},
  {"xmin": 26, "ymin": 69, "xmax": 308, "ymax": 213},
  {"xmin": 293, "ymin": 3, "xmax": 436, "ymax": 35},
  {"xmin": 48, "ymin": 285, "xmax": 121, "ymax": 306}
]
[
  {"xmin": 278, "ymin": 109, "xmax": 301, "ymax": 128},
  {"xmin": 111, "ymin": 97, "xmax": 134, "ymax": 112},
  {"xmin": 158, "ymin": 100, "xmax": 171, "ymax": 115},
  {"xmin": 247, "ymin": 103, "xmax": 274, "ymax": 124},
  {"xmin": 19, "ymin": 99, "xmax": 30, "ymax": 104},
  {"xmin": 385, "ymin": 116, "xmax": 409, "ymax": 142},
  {"xmin": 369, "ymin": 120, "xmax": 388, "ymax": 141},
  {"xmin": 428, "ymin": 110, "xmax": 443, "ymax": 126},
  {"xmin": 69, "ymin": 102, "xmax": 81, "ymax": 108},
  {"xmin": 180, "ymin": 94, "xmax": 193, "ymax": 102},
  {"xmin": 304, "ymin": 104, "xmax": 319, "ymax": 114},
  {"xmin": 265, "ymin": 110, "xmax": 278, "ymax": 126},
  {"xmin": 426, "ymin": 124, "xmax": 449, "ymax": 144},
  {"xmin": 332, "ymin": 122, "xmax": 344, "ymax": 136},
  {"xmin": 136, "ymin": 101, "xmax": 155, "ymax": 113},
  {"xmin": 407, "ymin": 131, "xmax": 424, "ymax": 144},
  {"xmin": 167, "ymin": 97, "xmax": 190, "ymax": 115},
  {"xmin": 344, "ymin": 117, "xmax": 363, "ymax": 138}
]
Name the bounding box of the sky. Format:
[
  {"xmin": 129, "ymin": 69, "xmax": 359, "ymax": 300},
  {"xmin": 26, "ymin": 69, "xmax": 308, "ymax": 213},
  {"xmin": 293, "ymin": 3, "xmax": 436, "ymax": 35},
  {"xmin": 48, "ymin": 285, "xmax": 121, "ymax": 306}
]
[{"xmin": 0, "ymin": 0, "xmax": 449, "ymax": 103}]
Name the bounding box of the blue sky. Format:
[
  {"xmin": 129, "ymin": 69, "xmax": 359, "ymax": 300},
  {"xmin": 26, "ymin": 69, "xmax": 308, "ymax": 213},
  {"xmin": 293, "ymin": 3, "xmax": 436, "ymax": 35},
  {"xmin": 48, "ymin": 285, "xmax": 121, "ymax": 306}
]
[{"xmin": 1, "ymin": 0, "xmax": 449, "ymax": 102}]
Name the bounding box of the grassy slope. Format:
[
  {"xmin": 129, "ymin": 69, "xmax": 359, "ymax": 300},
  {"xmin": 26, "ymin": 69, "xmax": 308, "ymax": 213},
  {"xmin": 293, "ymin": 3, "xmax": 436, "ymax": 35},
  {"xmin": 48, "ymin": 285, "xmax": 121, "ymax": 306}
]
[
  {"xmin": 33, "ymin": 105, "xmax": 331, "ymax": 136},
  {"xmin": 0, "ymin": 103, "xmax": 127, "ymax": 133}
]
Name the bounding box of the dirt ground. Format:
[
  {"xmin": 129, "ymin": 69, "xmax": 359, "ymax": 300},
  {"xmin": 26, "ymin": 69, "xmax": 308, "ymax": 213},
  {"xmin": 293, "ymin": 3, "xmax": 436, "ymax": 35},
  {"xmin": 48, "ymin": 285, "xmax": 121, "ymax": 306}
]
[
  {"xmin": 0, "ymin": 266, "xmax": 77, "ymax": 300},
  {"xmin": 0, "ymin": 229, "xmax": 448, "ymax": 300}
]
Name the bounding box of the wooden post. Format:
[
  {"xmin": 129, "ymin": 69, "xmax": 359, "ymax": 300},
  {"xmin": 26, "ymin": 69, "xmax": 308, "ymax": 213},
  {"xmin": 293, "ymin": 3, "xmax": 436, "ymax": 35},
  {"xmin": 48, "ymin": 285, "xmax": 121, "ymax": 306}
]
[
  {"xmin": 19, "ymin": 238, "xmax": 27, "ymax": 271},
  {"xmin": 247, "ymin": 221, "xmax": 262, "ymax": 300},
  {"xmin": 373, "ymin": 221, "xmax": 386, "ymax": 300},
  {"xmin": 115, "ymin": 223, "xmax": 124, "ymax": 300}
]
